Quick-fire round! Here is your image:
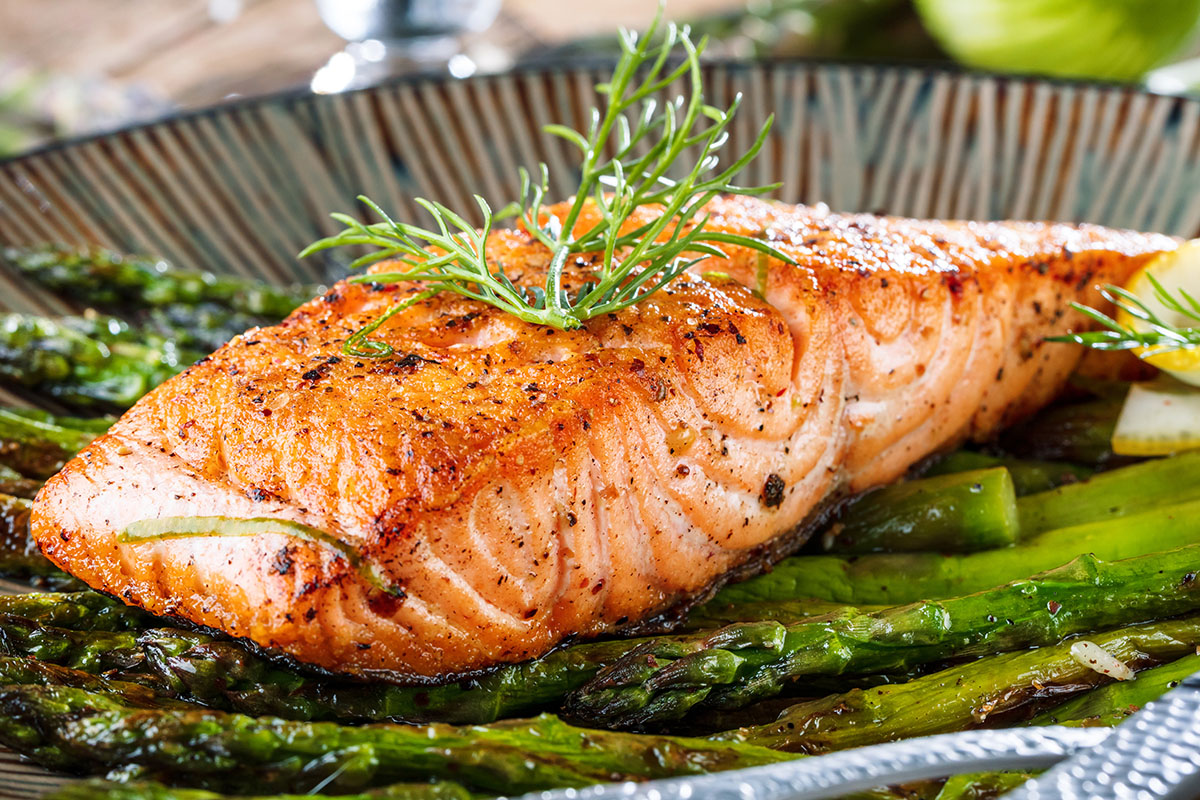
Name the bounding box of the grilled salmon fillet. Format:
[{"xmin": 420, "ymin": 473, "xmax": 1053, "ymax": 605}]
[{"xmin": 31, "ymin": 197, "xmax": 1177, "ymax": 680}]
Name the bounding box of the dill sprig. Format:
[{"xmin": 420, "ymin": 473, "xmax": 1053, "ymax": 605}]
[
  {"xmin": 1049, "ymin": 274, "xmax": 1200, "ymax": 355},
  {"xmin": 300, "ymin": 7, "xmax": 792, "ymax": 357}
]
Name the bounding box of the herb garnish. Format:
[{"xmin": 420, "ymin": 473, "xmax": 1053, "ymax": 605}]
[
  {"xmin": 1049, "ymin": 275, "xmax": 1200, "ymax": 355},
  {"xmin": 121, "ymin": 516, "xmax": 405, "ymax": 596},
  {"xmin": 300, "ymin": 8, "xmax": 792, "ymax": 357}
]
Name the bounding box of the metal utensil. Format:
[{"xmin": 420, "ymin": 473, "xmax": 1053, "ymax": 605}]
[
  {"xmin": 512, "ymin": 727, "xmax": 1109, "ymax": 800},
  {"xmin": 1005, "ymin": 671, "xmax": 1200, "ymax": 800}
]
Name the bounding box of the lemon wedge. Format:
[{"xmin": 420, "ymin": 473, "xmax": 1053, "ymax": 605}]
[
  {"xmin": 1112, "ymin": 376, "xmax": 1200, "ymax": 456},
  {"xmin": 1116, "ymin": 241, "xmax": 1200, "ymax": 387}
]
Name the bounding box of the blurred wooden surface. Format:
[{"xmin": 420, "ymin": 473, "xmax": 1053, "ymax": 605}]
[{"xmin": 0, "ymin": 0, "xmax": 735, "ymax": 109}]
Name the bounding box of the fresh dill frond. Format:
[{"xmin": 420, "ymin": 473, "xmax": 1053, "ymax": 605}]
[
  {"xmin": 300, "ymin": 6, "xmax": 793, "ymax": 357},
  {"xmin": 1048, "ymin": 274, "xmax": 1200, "ymax": 355}
]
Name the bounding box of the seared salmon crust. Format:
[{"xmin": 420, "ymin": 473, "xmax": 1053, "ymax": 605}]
[{"xmin": 32, "ymin": 197, "xmax": 1177, "ymax": 680}]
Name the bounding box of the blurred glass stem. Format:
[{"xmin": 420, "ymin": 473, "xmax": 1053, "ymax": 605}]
[{"xmin": 311, "ymin": 0, "xmax": 501, "ymax": 93}]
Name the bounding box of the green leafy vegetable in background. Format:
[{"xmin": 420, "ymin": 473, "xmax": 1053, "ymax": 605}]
[{"xmin": 914, "ymin": 0, "xmax": 1200, "ymax": 82}]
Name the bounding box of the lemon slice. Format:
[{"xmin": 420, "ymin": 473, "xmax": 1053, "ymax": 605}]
[
  {"xmin": 1112, "ymin": 376, "xmax": 1200, "ymax": 456},
  {"xmin": 1116, "ymin": 241, "xmax": 1200, "ymax": 387}
]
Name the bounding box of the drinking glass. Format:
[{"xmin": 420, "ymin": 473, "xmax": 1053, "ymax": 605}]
[{"xmin": 312, "ymin": 0, "xmax": 502, "ymax": 93}]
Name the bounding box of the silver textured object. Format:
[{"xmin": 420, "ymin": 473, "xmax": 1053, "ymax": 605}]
[
  {"xmin": 1006, "ymin": 672, "xmax": 1200, "ymax": 800},
  {"xmin": 512, "ymin": 727, "xmax": 1109, "ymax": 800}
]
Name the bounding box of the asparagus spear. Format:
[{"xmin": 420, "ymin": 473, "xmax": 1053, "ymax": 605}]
[
  {"xmin": 0, "ymin": 494, "xmax": 35, "ymax": 568},
  {"xmin": 0, "ymin": 463, "xmax": 41, "ymax": 498},
  {"xmin": 932, "ymin": 773, "xmax": 1034, "ymax": 800},
  {"xmin": 3, "ymin": 407, "xmax": 113, "ymax": 435},
  {"xmin": 2, "ymin": 615, "xmax": 929, "ymax": 730},
  {"xmin": 564, "ymin": 546, "xmax": 1200, "ymax": 729},
  {"xmin": 1, "ymin": 494, "xmax": 59, "ymax": 578},
  {"xmin": 140, "ymin": 303, "xmax": 275, "ymax": 351},
  {"xmin": 45, "ymin": 780, "xmax": 474, "ymax": 800},
  {"xmin": 1029, "ymin": 652, "xmax": 1200, "ymax": 728},
  {"xmin": 715, "ymin": 616, "xmax": 1200, "ymax": 753},
  {"xmin": 824, "ymin": 446, "xmax": 1176, "ymax": 555},
  {"xmin": 0, "ymin": 611, "xmax": 640, "ymax": 724},
  {"xmin": 997, "ymin": 396, "xmax": 1125, "ymax": 468},
  {"xmin": 711, "ymin": 497, "xmax": 1200, "ymax": 606},
  {"xmin": 11, "ymin": 520, "xmax": 1188, "ymax": 732},
  {"xmin": 0, "ymin": 492, "xmax": 82, "ymax": 589},
  {"xmin": 683, "ymin": 598, "xmax": 885, "ymax": 629},
  {"xmin": 825, "ymin": 467, "xmax": 1018, "ymax": 554},
  {"xmin": 0, "ymin": 408, "xmax": 96, "ymax": 478},
  {"xmin": 0, "ymin": 689, "xmax": 791, "ymax": 795},
  {"xmin": 923, "ymin": 451, "xmax": 1092, "ymax": 495},
  {"xmin": 6, "ymin": 244, "xmax": 318, "ymax": 318},
  {"xmin": 0, "ymin": 592, "xmax": 150, "ymax": 632},
  {"xmin": 140, "ymin": 627, "xmax": 642, "ymax": 724},
  {"xmin": 0, "ymin": 641, "xmax": 902, "ymax": 800},
  {"xmin": 0, "ymin": 654, "xmax": 180, "ymax": 705},
  {"xmin": 1016, "ymin": 450, "xmax": 1200, "ymax": 535},
  {"xmin": 0, "ymin": 313, "xmax": 202, "ymax": 411},
  {"xmin": 59, "ymin": 304, "xmax": 264, "ymax": 353},
  {"xmin": 0, "ymin": 614, "xmax": 142, "ymax": 672}
]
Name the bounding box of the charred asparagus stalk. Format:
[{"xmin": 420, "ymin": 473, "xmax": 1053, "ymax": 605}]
[
  {"xmin": 6, "ymin": 244, "xmax": 318, "ymax": 318},
  {"xmin": 56, "ymin": 300, "xmax": 269, "ymax": 352},
  {"xmin": 3, "ymin": 407, "xmax": 113, "ymax": 435},
  {"xmin": 0, "ymin": 408, "xmax": 97, "ymax": 478},
  {"xmin": 0, "ymin": 687, "xmax": 790, "ymax": 795},
  {"xmin": 0, "ymin": 654, "xmax": 180, "ymax": 705},
  {"xmin": 0, "ymin": 609, "xmax": 947, "ymax": 730},
  {"xmin": 825, "ymin": 467, "xmax": 1018, "ymax": 554},
  {"xmin": 923, "ymin": 451, "xmax": 1092, "ymax": 495},
  {"xmin": 0, "ymin": 591, "xmax": 150, "ymax": 632},
  {"xmin": 0, "ymin": 313, "xmax": 202, "ymax": 411},
  {"xmin": 0, "ymin": 612, "xmax": 640, "ymax": 724},
  {"xmin": 712, "ymin": 497, "xmax": 1200, "ymax": 606},
  {"xmin": 1016, "ymin": 450, "xmax": 1200, "ymax": 535},
  {"xmin": 0, "ymin": 614, "xmax": 142, "ymax": 672},
  {"xmin": 1030, "ymin": 652, "xmax": 1200, "ymax": 728},
  {"xmin": 997, "ymin": 396, "xmax": 1125, "ymax": 468},
  {"xmin": 932, "ymin": 773, "xmax": 1034, "ymax": 800},
  {"xmin": 0, "ymin": 493, "xmax": 75, "ymax": 586},
  {"xmin": 824, "ymin": 445, "xmax": 1179, "ymax": 555},
  {"xmin": 564, "ymin": 546, "xmax": 1200, "ymax": 729},
  {"xmin": 683, "ymin": 598, "xmax": 884, "ymax": 629},
  {"xmin": 10, "ymin": 619, "xmax": 1178, "ymax": 794},
  {"xmin": 0, "ymin": 464, "xmax": 41, "ymax": 499},
  {"xmin": 0, "ymin": 642, "xmax": 897, "ymax": 800},
  {"xmin": 44, "ymin": 780, "xmax": 474, "ymax": 800},
  {"xmin": 9, "ymin": 547, "xmax": 1197, "ymax": 728},
  {"xmin": 131, "ymin": 626, "xmax": 643, "ymax": 724},
  {"xmin": 138, "ymin": 303, "xmax": 278, "ymax": 351},
  {"xmin": 0, "ymin": 492, "xmax": 83, "ymax": 589},
  {"xmin": 715, "ymin": 616, "xmax": 1200, "ymax": 753}
]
